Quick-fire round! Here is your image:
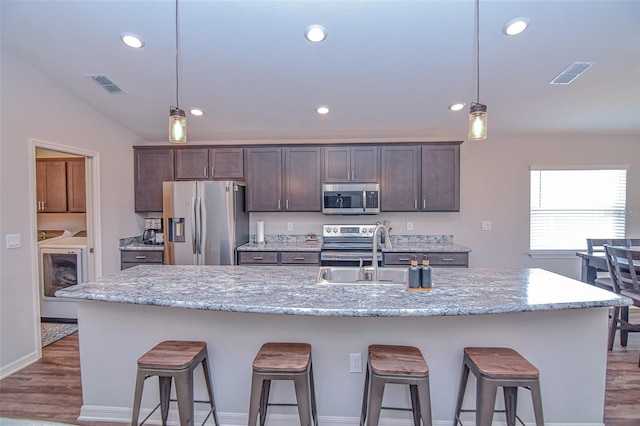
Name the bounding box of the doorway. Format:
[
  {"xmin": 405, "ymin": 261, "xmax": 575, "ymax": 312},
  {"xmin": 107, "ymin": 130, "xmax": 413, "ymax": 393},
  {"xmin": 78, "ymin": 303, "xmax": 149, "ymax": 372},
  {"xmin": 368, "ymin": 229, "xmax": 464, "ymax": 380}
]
[{"xmin": 29, "ymin": 139, "xmax": 101, "ymax": 333}]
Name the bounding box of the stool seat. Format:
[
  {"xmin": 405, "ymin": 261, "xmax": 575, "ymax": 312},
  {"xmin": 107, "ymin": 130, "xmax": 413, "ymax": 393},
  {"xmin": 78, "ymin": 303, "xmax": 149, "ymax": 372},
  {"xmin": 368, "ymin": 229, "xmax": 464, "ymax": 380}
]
[
  {"xmin": 252, "ymin": 342, "xmax": 311, "ymax": 373},
  {"xmin": 463, "ymin": 347, "xmax": 539, "ymax": 379},
  {"xmin": 131, "ymin": 340, "xmax": 219, "ymax": 426},
  {"xmin": 369, "ymin": 344, "xmax": 429, "ymax": 377},
  {"xmin": 360, "ymin": 345, "xmax": 432, "ymax": 426},
  {"xmin": 248, "ymin": 342, "xmax": 318, "ymax": 426},
  {"xmin": 138, "ymin": 340, "xmax": 207, "ymax": 370}
]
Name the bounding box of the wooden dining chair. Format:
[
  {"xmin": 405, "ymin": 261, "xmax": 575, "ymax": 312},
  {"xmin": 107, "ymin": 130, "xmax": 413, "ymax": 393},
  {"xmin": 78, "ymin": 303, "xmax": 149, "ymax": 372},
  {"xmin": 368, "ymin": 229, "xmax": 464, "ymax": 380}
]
[
  {"xmin": 588, "ymin": 239, "xmax": 640, "ymax": 290},
  {"xmin": 603, "ymin": 245, "xmax": 640, "ymax": 366}
]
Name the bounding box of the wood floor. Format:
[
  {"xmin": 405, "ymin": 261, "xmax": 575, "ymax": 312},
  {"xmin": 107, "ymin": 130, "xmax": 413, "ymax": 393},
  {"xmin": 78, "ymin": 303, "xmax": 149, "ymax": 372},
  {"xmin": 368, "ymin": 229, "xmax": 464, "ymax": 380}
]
[{"xmin": 1, "ymin": 315, "xmax": 639, "ymax": 426}]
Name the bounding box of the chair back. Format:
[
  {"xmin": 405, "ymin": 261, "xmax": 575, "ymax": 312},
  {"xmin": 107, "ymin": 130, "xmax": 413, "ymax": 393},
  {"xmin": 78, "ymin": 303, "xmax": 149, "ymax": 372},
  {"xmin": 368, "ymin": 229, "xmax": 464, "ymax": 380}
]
[
  {"xmin": 587, "ymin": 238, "xmax": 640, "ymax": 253},
  {"xmin": 604, "ymin": 245, "xmax": 640, "ymax": 295}
]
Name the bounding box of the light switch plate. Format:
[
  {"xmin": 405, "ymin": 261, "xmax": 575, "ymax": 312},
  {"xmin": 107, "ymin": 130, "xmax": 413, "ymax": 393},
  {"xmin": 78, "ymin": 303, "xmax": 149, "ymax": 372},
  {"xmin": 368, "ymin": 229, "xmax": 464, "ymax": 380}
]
[
  {"xmin": 481, "ymin": 221, "xmax": 492, "ymax": 231},
  {"xmin": 287, "ymin": 222, "xmax": 294, "ymax": 231},
  {"xmin": 6, "ymin": 234, "xmax": 21, "ymax": 249},
  {"xmin": 407, "ymin": 222, "xmax": 413, "ymax": 231}
]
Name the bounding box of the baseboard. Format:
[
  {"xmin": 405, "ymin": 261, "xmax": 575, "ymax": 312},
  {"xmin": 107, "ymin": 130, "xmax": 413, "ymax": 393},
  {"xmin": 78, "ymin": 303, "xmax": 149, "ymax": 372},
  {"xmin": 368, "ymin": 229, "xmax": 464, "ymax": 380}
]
[
  {"xmin": 0, "ymin": 350, "xmax": 39, "ymax": 380},
  {"xmin": 78, "ymin": 405, "xmax": 605, "ymax": 426}
]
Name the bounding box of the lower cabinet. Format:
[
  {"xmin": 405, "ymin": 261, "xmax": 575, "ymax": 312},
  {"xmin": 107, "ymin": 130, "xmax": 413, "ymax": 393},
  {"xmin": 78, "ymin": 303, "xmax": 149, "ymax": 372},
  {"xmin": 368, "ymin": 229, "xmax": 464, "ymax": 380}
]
[
  {"xmin": 383, "ymin": 252, "xmax": 468, "ymax": 267},
  {"xmin": 121, "ymin": 250, "xmax": 164, "ymax": 270},
  {"xmin": 238, "ymin": 251, "xmax": 320, "ymax": 265}
]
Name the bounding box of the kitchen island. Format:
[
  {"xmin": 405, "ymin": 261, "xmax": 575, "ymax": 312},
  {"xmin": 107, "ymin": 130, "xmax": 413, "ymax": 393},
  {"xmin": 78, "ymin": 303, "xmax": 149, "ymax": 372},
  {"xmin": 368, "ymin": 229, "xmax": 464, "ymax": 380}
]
[{"xmin": 58, "ymin": 266, "xmax": 629, "ymax": 425}]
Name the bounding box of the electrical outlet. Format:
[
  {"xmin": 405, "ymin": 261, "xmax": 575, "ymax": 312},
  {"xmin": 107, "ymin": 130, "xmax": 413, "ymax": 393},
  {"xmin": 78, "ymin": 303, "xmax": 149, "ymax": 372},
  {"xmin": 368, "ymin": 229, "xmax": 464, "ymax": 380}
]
[
  {"xmin": 349, "ymin": 353, "xmax": 362, "ymax": 373},
  {"xmin": 481, "ymin": 220, "xmax": 492, "ymax": 231},
  {"xmin": 5, "ymin": 234, "xmax": 21, "ymax": 249},
  {"xmin": 287, "ymin": 222, "xmax": 294, "ymax": 231},
  {"xmin": 406, "ymin": 221, "xmax": 413, "ymax": 231}
]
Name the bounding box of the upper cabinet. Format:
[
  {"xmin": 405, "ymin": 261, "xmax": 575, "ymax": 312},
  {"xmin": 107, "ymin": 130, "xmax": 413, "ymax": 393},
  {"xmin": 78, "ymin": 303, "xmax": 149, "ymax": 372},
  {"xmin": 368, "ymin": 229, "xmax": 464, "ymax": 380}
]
[
  {"xmin": 134, "ymin": 148, "xmax": 174, "ymax": 213},
  {"xmin": 245, "ymin": 147, "xmax": 322, "ymax": 212},
  {"xmin": 421, "ymin": 143, "xmax": 460, "ymax": 211},
  {"xmin": 175, "ymin": 148, "xmax": 244, "ymax": 180},
  {"xmin": 380, "ymin": 142, "xmax": 461, "ymax": 212},
  {"xmin": 323, "ymin": 146, "xmax": 378, "ymax": 183},
  {"xmin": 36, "ymin": 158, "xmax": 86, "ymax": 213}
]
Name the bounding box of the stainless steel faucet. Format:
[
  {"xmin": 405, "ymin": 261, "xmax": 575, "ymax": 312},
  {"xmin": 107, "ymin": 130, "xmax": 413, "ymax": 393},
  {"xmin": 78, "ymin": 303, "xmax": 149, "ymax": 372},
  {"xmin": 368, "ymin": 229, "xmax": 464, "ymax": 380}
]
[{"xmin": 372, "ymin": 223, "xmax": 392, "ymax": 282}]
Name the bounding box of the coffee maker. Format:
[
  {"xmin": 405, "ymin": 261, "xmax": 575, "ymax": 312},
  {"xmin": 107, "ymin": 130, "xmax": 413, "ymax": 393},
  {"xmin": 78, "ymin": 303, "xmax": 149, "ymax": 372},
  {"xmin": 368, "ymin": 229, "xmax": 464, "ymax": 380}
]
[{"xmin": 143, "ymin": 218, "xmax": 163, "ymax": 245}]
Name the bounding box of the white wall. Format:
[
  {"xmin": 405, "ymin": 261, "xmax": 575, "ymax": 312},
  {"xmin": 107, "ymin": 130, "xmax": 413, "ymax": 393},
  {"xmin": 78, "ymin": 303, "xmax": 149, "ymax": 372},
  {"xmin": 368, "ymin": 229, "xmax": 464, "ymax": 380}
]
[{"xmin": 0, "ymin": 49, "xmax": 142, "ymax": 376}]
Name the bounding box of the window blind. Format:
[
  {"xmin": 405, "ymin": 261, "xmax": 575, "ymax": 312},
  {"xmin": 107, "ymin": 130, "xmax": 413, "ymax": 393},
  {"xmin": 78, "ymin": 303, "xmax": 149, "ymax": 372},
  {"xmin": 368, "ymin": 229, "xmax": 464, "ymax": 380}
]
[{"xmin": 530, "ymin": 168, "xmax": 627, "ymax": 251}]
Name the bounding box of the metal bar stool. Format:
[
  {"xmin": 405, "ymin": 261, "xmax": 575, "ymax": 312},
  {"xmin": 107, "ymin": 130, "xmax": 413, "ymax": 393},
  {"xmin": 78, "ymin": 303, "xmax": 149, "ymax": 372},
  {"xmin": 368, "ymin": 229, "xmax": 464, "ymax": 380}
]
[
  {"xmin": 360, "ymin": 344, "xmax": 432, "ymax": 426},
  {"xmin": 248, "ymin": 342, "xmax": 318, "ymax": 426},
  {"xmin": 453, "ymin": 347, "xmax": 544, "ymax": 426},
  {"xmin": 131, "ymin": 340, "xmax": 219, "ymax": 426}
]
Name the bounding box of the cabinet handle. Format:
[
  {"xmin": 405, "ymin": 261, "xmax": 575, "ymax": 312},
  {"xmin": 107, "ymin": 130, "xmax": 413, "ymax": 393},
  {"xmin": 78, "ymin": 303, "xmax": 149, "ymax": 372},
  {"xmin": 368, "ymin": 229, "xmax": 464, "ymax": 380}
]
[
  {"xmin": 286, "ymin": 200, "xmax": 289, "ymax": 209},
  {"xmin": 135, "ymin": 256, "xmax": 147, "ymax": 259},
  {"xmin": 277, "ymin": 200, "xmax": 281, "ymax": 210},
  {"xmin": 43, "ymin": 201, "xmax": 46, "ymax": 211},
  {"xmin": 252, "ymin": 256, "xmax": 264, "ymax": 260},
  {"xmin": 398, "ymin": 257, "xmax": 411, "ymax": 262},
  {"xmin": 441, "ymin": 258, "xmax": 455, "ymax": 262},
  {"xmin": 414, "ymin": 199, "xmax": 417, "ymax": 209},
  {"xmin": 423, "ymin": 199, "xmax": 426, "ymax": 209},
  {"xmin": 204, "ymin": 167, "xmax": 207, "ymax": 177},
  {"xmin": 293, "ymin": 257, "xmax": 305, "ymax": 261}
]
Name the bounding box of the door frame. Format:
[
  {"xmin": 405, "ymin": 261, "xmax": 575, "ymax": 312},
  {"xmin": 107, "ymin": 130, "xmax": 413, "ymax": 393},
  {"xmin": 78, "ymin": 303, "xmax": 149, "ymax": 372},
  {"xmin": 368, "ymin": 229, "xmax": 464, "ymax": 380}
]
[{"xmin": 29, "ymin": 138, "xmax": 102, "ymax": 352}]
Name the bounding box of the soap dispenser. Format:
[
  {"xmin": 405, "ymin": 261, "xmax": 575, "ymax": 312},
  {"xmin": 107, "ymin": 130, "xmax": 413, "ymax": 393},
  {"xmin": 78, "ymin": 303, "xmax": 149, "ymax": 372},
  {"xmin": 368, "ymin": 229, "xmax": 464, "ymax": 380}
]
[
  {"xmin": 421, "ymin": 255, "xmax": 433, "ymax": 289},
  {"xmin": 409, "ymin": 256, "xmax": 420, "ymax": 288}
]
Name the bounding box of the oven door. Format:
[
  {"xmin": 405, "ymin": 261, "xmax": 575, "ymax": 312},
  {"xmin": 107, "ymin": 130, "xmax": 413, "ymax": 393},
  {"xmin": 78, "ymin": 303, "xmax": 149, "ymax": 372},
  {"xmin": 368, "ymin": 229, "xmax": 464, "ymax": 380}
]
[{"xmin": 320, "ymin": 251, "xmax": 382, "ymax": 267}]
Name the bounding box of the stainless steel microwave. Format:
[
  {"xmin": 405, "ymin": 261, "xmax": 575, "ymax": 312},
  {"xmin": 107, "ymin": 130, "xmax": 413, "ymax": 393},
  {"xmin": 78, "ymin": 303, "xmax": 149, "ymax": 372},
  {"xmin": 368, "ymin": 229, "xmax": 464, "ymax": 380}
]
[{"xmin": 322, "ymin": 183, "xmax": 380, "ymax": 215}]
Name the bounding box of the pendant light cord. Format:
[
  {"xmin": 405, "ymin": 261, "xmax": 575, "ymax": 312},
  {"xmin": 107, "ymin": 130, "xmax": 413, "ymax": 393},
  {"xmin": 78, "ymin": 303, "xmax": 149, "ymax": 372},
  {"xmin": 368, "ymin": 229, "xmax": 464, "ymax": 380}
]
[
  {"xmin": 475, "ymin": 0, "xmax": 480, "ymax": 103},
  {"xmin": 175, "ymin": 0, "xmax": 180, "ymax": 109}
]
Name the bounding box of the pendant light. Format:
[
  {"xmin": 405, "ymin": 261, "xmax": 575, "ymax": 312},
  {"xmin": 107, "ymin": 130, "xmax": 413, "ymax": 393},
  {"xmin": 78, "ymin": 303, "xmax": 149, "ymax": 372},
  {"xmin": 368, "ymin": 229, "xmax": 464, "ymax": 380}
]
[
  {"xmin": 468, "ymin": 0, "xmax": 487, "ymax": 140},
  {"xmin": 169, "ymin": 0, "xmax": 186, "ymax": 143}
]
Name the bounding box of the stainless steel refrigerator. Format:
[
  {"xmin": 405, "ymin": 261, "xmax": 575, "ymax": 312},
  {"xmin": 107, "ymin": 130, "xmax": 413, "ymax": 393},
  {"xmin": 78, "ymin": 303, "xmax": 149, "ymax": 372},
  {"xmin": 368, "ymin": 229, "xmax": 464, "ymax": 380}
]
[{"xmin": 163, "ymin": 181, "xmax": 249, "ymax": 265}]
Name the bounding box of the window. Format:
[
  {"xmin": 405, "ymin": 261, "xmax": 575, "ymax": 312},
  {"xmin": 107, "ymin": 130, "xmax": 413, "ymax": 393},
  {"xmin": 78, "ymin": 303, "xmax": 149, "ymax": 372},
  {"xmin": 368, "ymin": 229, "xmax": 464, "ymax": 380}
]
[{"xmin": 530, "ymin": 167, "xmax": 627, "ymax": 251}]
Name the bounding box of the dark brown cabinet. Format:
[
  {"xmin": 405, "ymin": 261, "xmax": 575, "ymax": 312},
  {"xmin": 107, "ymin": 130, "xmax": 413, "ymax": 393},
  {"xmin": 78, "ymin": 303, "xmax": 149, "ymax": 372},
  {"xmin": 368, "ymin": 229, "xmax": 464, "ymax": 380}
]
[
  {"xmin": 421, "ymin": 144, "xmax": 460, "ymax": 211},
  {"xmin": 237, "ymin": 251, "xmax": 279, "ymax": 265},
  {"xmin": 175, "ymin": 148, "xmax": 244, "ymax": 180},
  {"xmin": 245, "ymin": 147, "xmax": 283, "ymax": 211},
  {"xmin": 121, "ymin": 250, "xmax": 164, "ymax": 270},
  {"xmin": 134, "ymin": 148, "xmax": 175, "ymax": 213},
  {"xmin": 380, "ymin": 146, "xmax": 420, "ymax": 211},
  {"xmin": 383, "ymin": 252, "xmax": 468, "ymax": 267},
  {"xmin": 284, "ymin": 147, "xmax": 322, "ymax": 211},
  {"xmin": 246, "ymin": 147, "xmax": 322, "ymax": 212},
  {"xmin": 238, "ymin": 251, "xmax": 320, "ymax": 265},
  {"xmin": 380, "ymin": 143, "xmax": 461, "ymax": 212},
  {"xmin": 36, "ymin": 158, "xmax": 86, "ymax": 213},
  {"xmin": 323, "ymin": 146, "xmax": 378, "ymax": 183}
]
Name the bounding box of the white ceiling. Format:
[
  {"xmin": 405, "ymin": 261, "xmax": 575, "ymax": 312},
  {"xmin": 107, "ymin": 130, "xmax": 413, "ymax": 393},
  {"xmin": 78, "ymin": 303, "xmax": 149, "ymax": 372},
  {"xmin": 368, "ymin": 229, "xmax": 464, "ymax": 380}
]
[{"xmin": 2, "ymin": 0, "xmax": 639, "ymax": 143}]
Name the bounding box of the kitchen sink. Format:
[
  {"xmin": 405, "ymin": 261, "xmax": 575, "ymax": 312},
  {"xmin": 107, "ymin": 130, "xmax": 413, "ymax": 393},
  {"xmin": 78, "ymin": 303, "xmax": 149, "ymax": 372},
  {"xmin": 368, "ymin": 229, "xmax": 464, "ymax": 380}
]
[{"xmin": 316, "ymin": 266, "xmax": 409, "ymax": 285}]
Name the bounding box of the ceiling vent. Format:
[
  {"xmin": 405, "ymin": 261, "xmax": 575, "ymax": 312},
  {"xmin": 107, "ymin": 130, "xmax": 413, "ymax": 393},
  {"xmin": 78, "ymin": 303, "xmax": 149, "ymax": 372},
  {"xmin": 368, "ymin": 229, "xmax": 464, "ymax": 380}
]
[
  {"xmin": 86, "ymin": 74, "xmax": 127, "ymax": 94},
  {"xmin": 549, "ymin": 61, "xmax": 594, "ymax": 85}
]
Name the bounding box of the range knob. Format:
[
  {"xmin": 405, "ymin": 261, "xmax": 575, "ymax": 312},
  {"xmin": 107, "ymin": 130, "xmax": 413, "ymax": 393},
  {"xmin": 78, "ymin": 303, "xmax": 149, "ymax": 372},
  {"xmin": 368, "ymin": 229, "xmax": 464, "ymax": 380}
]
[{"xmin": 332, "ymin": 227, "xmax": 339, "ymax": 233}]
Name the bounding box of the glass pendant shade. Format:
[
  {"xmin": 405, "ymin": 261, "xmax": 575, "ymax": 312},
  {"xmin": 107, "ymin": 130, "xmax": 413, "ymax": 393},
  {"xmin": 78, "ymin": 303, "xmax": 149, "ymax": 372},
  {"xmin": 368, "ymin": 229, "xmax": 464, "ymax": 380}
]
[
  {"xmin": 169, "ymin": 107, "xmax": 187, "ymax": 143},
  {"xmin": 468, "ymin": 102, "xmax": 487, "ymax": 140}
]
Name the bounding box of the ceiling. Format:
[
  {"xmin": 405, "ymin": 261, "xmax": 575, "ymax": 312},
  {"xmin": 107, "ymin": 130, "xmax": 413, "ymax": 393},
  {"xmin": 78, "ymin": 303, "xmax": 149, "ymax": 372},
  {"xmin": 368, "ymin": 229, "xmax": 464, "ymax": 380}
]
[{"xmin": 2, "ymin": 0, "xmax": 639, "ymax": 143}]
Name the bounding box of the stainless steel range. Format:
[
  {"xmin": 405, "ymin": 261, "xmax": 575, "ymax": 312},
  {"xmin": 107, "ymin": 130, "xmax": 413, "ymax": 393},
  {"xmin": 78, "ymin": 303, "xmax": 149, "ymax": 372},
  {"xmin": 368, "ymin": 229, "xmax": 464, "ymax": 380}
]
[{"xmin": 321, "ymin": 224, "xmax": 381, "ymax": 266}]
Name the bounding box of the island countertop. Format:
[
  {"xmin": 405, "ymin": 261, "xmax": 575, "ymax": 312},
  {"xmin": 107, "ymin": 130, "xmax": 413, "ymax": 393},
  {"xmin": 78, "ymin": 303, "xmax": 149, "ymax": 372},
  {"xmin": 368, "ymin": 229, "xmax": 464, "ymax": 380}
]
[{"xmin": 57, "ymin": 265, "xmax": 630, "ymax": 317}]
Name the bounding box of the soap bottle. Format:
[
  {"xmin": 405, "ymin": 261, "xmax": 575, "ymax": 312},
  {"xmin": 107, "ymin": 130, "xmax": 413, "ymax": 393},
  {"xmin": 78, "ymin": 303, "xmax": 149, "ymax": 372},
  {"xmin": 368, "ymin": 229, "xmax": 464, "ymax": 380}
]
[
  {"xmin": 409, "ymin": 256, "xmax": 420, "ymax": 288},
  {"xmin": 421, "ymin": 255, "xmax": 433, "ymax": 289}
]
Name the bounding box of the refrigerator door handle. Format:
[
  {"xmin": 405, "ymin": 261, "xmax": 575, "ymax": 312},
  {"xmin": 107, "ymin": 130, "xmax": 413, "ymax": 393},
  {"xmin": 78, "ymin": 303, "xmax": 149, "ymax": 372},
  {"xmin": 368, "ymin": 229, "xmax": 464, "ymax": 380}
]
[
  {"xmin": 191, "ymin": 196, "xmax": 197, "ymax": 255},
  {"xmin": 198, "ymin": 195, "xmax": 206, "ymax": 257}
]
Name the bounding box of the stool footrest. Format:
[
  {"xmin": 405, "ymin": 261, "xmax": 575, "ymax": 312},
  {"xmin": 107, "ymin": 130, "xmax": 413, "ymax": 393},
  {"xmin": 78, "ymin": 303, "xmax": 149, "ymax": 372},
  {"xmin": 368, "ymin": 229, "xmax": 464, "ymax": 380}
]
[{"xmin": 455, "ymin": 410, "xmax": 527, "ymax": 426}]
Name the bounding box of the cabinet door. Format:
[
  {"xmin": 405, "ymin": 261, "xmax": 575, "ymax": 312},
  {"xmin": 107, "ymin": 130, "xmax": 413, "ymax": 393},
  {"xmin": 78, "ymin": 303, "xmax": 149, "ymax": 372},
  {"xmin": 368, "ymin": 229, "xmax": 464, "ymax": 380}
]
[
  {"xmin": 246, "ymin": 148, "xmax": 282, "ymax": 211},
  {"xmin": 134, "ymin": 148, "xmax": 175, "ymax": 212},
  {"xmin": 36, "ymin": 160, "xmax": 68, "ymax": 212},
  {"xmin": 352, "ymin": 146, "xmax": 379, "ymax": 182},
  {"xmin": 210, "ymin": 148, "xmax": 244, "ymax": 179},
  {"xmin": 323, "ymin": 147, "xmax": 350, "ymax": 182},
  {"xmin": 285, "ymin": 147, "xmax": 321, "ymax": 211},
  {"xmin": 380, "ymin": 146, "xmax": 420, "ymax": 211},
  {"xmin": 421, "ymin": 144, "xmax": 460, "ymax": 211},
  {"xmin": 66, "ymin": 159, "xmax": 86, "ymax": 213},
  {"xmin": 175, "ymin": 148, "xmax": 209, "ymax": 180}
]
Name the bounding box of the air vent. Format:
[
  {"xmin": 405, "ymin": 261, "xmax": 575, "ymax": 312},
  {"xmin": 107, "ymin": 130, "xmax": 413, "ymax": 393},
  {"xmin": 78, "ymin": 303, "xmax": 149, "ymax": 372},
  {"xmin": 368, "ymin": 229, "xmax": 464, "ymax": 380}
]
[
  {"xmin": 549, "ymin": 61, "xmax": 594, "ymax": 85},
  {"xmin": 86, "ymin": 74, "xmax": 127, "ymax": 94}
]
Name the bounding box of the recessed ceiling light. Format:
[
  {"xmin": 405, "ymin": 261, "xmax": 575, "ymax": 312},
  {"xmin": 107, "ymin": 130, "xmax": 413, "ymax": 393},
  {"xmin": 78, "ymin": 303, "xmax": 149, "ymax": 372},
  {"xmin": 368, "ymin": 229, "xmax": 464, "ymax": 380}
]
[
  {"xmin": 449, "ymin": 103, "xmax": 466, "ymax": 111},
  {"xmin": 316, "ymin": 106, "xmax": 330, "ymax": 115},
  {"xmin": 503, "ymin": 18, "xmax": 530, "ymax": 36},
  {"xmin": 305, "ymin": 25, "xmax": 327, "ymax": 43},
  {"xmin": 190, "ymin": 108, "xmax": 204, "ymax": 117},
  {"xmin": 120, "ymin": 33, "xmax": 144, "ymax": 48}
]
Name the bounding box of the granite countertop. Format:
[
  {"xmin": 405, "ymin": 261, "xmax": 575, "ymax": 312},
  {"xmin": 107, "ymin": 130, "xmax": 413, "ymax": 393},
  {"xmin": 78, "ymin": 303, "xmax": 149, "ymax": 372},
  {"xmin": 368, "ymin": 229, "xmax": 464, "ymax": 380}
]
[
  {"xmin": 119, "ymin": 236, "xmax": 164, "ymax": 251},
  {"xmin": 57, "ymin": 265, "xmax": 630, "ymax": 317}
]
